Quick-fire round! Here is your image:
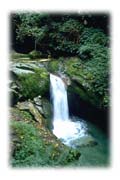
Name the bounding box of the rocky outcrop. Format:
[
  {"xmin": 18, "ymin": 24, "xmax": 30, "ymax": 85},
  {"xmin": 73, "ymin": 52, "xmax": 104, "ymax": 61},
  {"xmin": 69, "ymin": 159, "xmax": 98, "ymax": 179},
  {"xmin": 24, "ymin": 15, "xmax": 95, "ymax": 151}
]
[
  {"xmin": 10, "ymin": 106, "xmax": 81, "ymax": 166},
  {"xmin": 16, "ymin": 101, "xmax": 45, "ymax": 126},
  {"xmin": 10, "ymin": 61, "xmax": 50, "ymax": 103},
  {"xmin": 47, "ymin": 58, "xmax": 109, "ymax": 109}
]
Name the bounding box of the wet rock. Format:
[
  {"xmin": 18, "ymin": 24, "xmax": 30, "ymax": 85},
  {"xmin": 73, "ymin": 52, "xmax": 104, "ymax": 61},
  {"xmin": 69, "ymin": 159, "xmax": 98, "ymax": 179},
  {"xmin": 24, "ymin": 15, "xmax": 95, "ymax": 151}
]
[
  {"xmin": 10, "ymin": 62, "xmax": 36, "ymax": 75},
  {"xmin": 71, "ymin": 135, "xmax": 97, "ymax": 148},
  {"xmin": 33, "ymin": 96, "xmax": 42, "ymax": 106},
  {"xmin": 33, "ymin": 96, "xmax": 51, "ymax": 117},
  {"xmin": 42, "ymin": 98, "xmax": 52, "ymax": 119},
  {"xmin": 35, "ymin": 105, "xmax": 44, "ymax": 115}
]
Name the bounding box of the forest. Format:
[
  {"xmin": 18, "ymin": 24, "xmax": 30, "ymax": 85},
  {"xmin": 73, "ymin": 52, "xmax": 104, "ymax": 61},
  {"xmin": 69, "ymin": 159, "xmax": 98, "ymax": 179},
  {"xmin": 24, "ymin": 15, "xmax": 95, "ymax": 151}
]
[{"xmin": 10, "ymin": 12, "xmax": 110, "ymax": 167}]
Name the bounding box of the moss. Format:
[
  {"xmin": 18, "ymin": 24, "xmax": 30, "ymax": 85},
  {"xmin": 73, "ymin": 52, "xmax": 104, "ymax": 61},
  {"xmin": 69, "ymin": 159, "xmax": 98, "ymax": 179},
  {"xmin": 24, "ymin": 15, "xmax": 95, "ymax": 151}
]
[
  {"xmin": 10, "ymin": 120, "xmax": 46, "ymax": 167},
  {"xmin": 10, "ymin": 119, "xmax": 81, "ymax": 167},
  {"xmin": 47, "ymin": 60, "xmax": 60, "ymax": 73},
  {"xmin": 11, "ymin": 51, "xmax": 30, "ymax": 60},
  {"xmin": 64, "ymin": 53, "xmax": 109, "ymax": 108},
  {"xmin": 18, "ymin": 68, "xmax": 49, "ymax": 99},
  {"xmin": 10, "ymin": 108, "xmax": 33, "ymax": 123},
  {"xmin": 29, "ymin": 50, "xmax": 42, "ymax": 59}
]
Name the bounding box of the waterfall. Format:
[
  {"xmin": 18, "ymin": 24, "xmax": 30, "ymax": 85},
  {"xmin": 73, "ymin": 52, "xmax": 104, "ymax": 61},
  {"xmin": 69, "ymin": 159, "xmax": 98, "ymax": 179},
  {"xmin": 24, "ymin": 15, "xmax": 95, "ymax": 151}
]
[
  {"xmin": 50, "ymin": 74, "xmax": 87, "ymax": 147},
  {"xmin": 50, "ymin": 74, "xmax": 69, "ymax": 122}
]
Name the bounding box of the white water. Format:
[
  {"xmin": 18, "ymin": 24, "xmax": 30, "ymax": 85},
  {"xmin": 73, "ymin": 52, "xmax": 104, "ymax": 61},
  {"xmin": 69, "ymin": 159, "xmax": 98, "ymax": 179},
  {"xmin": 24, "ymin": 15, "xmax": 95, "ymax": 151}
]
[{"xmin": 50, "ymin": 74, "xmax": 87, "ymax": 147}]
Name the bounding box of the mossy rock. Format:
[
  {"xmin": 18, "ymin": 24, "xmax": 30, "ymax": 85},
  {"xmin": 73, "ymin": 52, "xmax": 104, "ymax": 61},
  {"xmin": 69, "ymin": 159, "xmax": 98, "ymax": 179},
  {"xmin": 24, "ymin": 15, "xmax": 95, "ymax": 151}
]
[
  {"xmin": 64, "ymin": 56, "xmax": 109, "ymax": 109},
  {"xmin": 47, "ymin": 60, "xmax": 60, "ymax": 73},
  {"xmin": 71, "ymin": 135, "xmax": 97, "ymax": 148},
  {"xmin": 10, "ymin": 51, "xmax": 30, "ymax": 60},
  {"xmin": 10, "ymin": 115, "xmax": 81, "ymax": 167},
  {"xmin": 17, "ymin": 68, "xmax": 49, "ymax": 99},
  {"xmin": 29, "ymin": 50, "xmax": 42, "ymax": 59},
  {"xmin": 42, "ymin": 99, "xmax": 51, "ymax": 118}
]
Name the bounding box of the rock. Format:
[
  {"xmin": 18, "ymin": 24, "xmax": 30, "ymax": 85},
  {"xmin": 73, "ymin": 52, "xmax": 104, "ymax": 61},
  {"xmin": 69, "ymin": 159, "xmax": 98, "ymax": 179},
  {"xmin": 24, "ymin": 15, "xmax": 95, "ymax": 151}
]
[
  {"xmin": 10, "ymin": 62, "xmax": 38, "ymax": 75},
  {"xmin": 28, "ymin": 102, "xmax": 45, "ymax": 126},
  {"xmin": 47, "ymin": 60, "xmax": 60, "ymax": 73},
  {"xmin": 61, "ymin": 74, "xmax": 71, "ymax": 86},
  {"xmin": 9, "ymin": 79, "xmax": 22, "ymax": 106},
  {"xmin": 39, "ymin": 59, "xmax": 51, "ymax": 62},
  {"xmin": 16, "ymin": 101, "xmax": 30, "ymax": 110},
  {"xmin": 33, "ymin": 96, "xmax": 42, "ymax": 106},
  {"xmin": 10, "ymin": 51, "xmax": 30, "ymax": 60},
  {"xmin": 9, "ymin": 89, "xmax": 20, "ymax": 106},
  {"xmin": 29, "ymin": 50, "xmax": 42, "ymax": 59},
  {"xmin": 33, "ymin": 96, "xmax": 52, "ymax": 128},
  {"xmin": 71, "ymin": 135, "xmax": 97, "ymax": 148},
  {"xmin": 33, "ymin": 96, "xmax": 45, "ymax": 115},
  {"xmin": 64, "ymin": 58, "xmax": 102, "ymax": 108},
  {"xmin": 35, "ymin": 105, "xmax": 44, "ymax": 115},
  {"xmin": 10, "ymin": 61, "xmax": 49, "ymax": 100},
  {"xmin": 10, "ymin": 81, "xmax": 20, "ymax": 91},
  {"xmin": 42, "ymin": 98, "xmax": 52, "ymax": 119},
  {"xmin": 16, "ymin": 101, "xmax": 45, "ymax": 126}
]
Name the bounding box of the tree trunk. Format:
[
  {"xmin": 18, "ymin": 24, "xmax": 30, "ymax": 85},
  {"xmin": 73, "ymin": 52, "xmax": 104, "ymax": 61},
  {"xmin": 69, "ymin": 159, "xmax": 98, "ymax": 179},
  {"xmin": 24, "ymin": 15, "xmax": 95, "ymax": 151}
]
[{"xmin": 35, "ymin": 39, "xmax": 37, "ymax": 51}]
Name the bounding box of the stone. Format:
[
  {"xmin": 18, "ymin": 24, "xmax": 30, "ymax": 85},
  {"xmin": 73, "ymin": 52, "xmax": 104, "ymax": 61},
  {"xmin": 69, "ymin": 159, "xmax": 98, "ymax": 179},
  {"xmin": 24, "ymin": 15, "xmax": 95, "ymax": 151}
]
[
  {"xmin": 16, "ymin": 101, "xmax": 30, "ymax": 110},
  {"xmin": 16, "ymin": 101, "xmax": 45, "ymax": 126},
  {"xmin": 35, "ymin": 105, "xmax": 44, "ymax": 115},
  {"xmin": 71, "ymin": 135, "xmax": 97, "ymax": 148},
  {"xmin": 10, "ymin": 61, "xmax": 49, "ymax": 100},
  {"xmin": 33, "ymin": 96, "xmax": 42, "ymax": 106},
  {"xmin": 10, "ymin": 62, "xmax": 35, "ymax": 75},
  {"xmin": 42, "ymin": 98, "xmax": 52, "ymax": 119},
  {"xmin": 9, "ymin": 89, "xmax": 20, "ymax": 106},
  {"xmin": 28, "ymin": 102, "xmax": 45, "ymax": 126}
]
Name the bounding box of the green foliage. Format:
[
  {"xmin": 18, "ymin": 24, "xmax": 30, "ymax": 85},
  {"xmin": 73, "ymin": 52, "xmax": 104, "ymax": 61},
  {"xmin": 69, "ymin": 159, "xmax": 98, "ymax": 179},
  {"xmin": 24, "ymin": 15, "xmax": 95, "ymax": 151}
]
[
  {"xmin": 11, "ymin": 51, "xmax": 30, "ymax": 60},
  {"xmin": 47, "ymin": 60, "xmax": 60, "ymax": 73},
  {"xmin": 80, "ymin": 28, "xmax": 109, "ymax": 47},
  {"xmin": 65, "ymin": 44, "xmax": 109, "ymax": 108},
  {"xmin": 16, "ymin": 13, "xmax": 48, "ymax": 42},
  {"xmin": 29, "ymin": 50, "xmax": 42, "ymax": 59},
  {"xmin": 48, "ymin": 19, "xmax": 84, "ymax": 56},
  {"xmin": 12, "ymin": 13, "xmax": 109, "ymax": 59},
  {"xmin": 80, "ymin": 44, "xmax": 109, "ymax": 107},
  {"xmin": 18, "ymin": 68, "xmax": 49, "ymax": 99},
  {"xmin": 10, "ymin": 120, "xmax": 81, "ymax": 167},
  {"xmin": 13, "ymin": 13, "xmax": 85, "ymax": 56},
  {"xmin": 60, "ymin": 19, "xmax": 84, "ymax": 34},
  {"xmin": 11, "ymin": 13, "xmax": 110, "ymax": 108},
  {"xmin": 11, "ymin": 120, "xmax": 48, "ymax": 167}
]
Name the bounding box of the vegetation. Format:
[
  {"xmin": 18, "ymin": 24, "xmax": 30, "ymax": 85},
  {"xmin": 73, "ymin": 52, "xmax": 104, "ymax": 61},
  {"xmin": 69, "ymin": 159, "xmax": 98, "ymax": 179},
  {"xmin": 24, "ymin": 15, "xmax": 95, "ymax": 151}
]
[
  {"xmin": 65, "ymin": 44, "xmax": 109, "ymax": 108},
  {"xmin": 11, "ymin": 13, "xmax": 109, "ymax": 56},
  {"xmin": 17, "ymin": 68, "xmax": 49, "ymax": 99},
  {"xmin": 10, "ymin": 13, "xmax": 110, "ymax": 167},
  {"xmin": 10, "ymin": 119, "xmax": 81, "ymax": 167}
]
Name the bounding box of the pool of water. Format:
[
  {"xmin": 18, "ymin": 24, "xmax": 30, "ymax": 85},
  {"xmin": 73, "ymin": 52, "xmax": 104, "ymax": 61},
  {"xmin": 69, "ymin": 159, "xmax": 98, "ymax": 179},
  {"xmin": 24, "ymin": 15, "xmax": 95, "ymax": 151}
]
[{"xmin": 58, "ymin": 116, "xmax": 110, "ymax": 167}]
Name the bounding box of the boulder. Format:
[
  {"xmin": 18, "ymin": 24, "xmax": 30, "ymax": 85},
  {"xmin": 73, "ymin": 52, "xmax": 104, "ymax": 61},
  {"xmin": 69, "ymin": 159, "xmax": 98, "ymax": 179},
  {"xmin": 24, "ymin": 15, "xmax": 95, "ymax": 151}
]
[
  {"xmin": 10, "ymin": 61, "xmax": 49, "ymax": 100},
  {"xmin": 16, "ymin": 101, "xmax": 45, "ymax": 126},
  {"xmin": 28, "ymin": 102, "xmax": 45, "ymax": 126},
  {"xmin": 33, "ymin": 96, "xmax": 42, "ymax": 106}
]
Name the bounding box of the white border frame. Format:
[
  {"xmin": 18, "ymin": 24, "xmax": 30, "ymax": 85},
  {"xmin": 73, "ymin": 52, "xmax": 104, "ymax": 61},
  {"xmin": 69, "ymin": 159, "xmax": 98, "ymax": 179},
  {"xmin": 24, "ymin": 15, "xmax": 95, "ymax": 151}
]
[{"xmin": 0, "ymin": 0, "xmax": 120, "ymax": 179}]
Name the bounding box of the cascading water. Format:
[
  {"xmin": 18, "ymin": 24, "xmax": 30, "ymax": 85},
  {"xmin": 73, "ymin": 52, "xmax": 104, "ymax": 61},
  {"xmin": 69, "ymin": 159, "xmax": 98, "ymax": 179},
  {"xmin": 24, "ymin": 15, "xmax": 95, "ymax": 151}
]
[{"xmin": 50, "ymin": 74, "xmax": 87, "ymax": 147}]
